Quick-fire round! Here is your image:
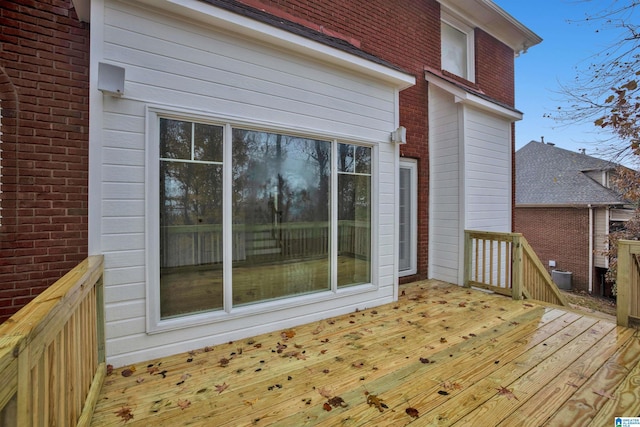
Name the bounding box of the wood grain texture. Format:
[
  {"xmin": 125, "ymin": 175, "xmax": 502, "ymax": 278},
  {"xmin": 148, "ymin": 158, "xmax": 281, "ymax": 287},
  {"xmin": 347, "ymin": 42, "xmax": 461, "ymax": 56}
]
[{"xmin": 90, "ymin": 280, "xmax": 640, "ymax": 426}]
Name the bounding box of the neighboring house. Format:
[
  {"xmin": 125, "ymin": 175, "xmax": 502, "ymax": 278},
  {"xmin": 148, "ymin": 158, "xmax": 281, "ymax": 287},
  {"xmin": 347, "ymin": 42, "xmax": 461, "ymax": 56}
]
[
  {"xmin": 515, "ymin": 140, "xmax": 633, "ymax": 296},
  {"xmin": 1, "ymin": 0, "xmax": 540, "ymax": 366}
]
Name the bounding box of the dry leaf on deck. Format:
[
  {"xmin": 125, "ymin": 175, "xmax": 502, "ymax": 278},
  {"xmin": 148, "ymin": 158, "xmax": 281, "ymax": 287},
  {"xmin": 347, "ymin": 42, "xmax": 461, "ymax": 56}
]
[
  {"xmin": 366, "ymin": 394, "xmax": 388, "ymax": 412},
  {"xmin": 281, "ymin": 329, "xmax": 296, "ymax": 339},
  {"xmin": 106, "ymin": 364, "xmax": 114, "ymax": 376},
  {"xmin": 115, "ymin": 406, "xmax": 134, "ymax": 422},
  {"xmin": 323, "ymin": 402, "xmax": 332, "ymax": 411},
  {"xmin": 215, "ymin": 382, "xmax": 229, "ymax": 394},
  {"xmin": 219, "ymin": 357, "xmax": 230, "ymax": 367},
  {"xmin": 496, "ymin": 386, "xmax": 519, "ymax": 400},
  {"xmin": 327, "ymin": 396, "xmax": 348, "ymax": 408},
  {"xmin": 177, "ymin": 399, "xmax": 191, "ymax": 410},
  {"xmin": 406, "ymin": 407, "xmax": 419, "ymax": 418},
  {"xmin": 121, "ymin": 368, "xmax": 134, "ymax": 377},
  {"xmin": 317, "ymin": 387, "xmax": 333, "ymax": 398}
]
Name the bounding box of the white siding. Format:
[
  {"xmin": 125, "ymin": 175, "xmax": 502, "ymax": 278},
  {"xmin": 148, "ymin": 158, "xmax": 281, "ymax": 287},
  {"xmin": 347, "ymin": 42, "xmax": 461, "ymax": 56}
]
[
  {"xmin": 464, "ymin": 107, "xmax": 512, "ymax": 232},
  {"xmin": 96, "ymin": 1, "xmax": 402, "ymax": 366},
  {"xmin": 594, "ymin": 208, "xmax": 608, "ymax": 268},
  {"xmin": 428, "ymin": 88, "xmax": 514, "ymax": 286},
  {"xmin": 429, "ymin": 87, "xmax": 462, "ymax": 284}
]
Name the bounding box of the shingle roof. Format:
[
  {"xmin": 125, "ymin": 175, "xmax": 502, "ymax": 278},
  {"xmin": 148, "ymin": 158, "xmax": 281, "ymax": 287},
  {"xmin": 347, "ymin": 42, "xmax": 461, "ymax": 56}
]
[{"xmin": 516, "ymin": 141, "xmax": 626, "ymax": 206}]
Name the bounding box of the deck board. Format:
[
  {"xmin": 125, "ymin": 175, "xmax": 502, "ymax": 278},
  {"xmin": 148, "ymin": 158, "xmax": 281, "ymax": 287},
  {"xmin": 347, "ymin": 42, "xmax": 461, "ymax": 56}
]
[{"xmin": 91, "ymin": 281, "xmax": 640, "ymax": 426}]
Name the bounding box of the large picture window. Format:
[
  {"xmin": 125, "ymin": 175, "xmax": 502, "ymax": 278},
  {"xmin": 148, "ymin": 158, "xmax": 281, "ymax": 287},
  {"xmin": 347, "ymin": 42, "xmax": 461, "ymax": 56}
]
[{"xmin": 155, "ymin": 115, "xmax": 373, "ymax": 320}]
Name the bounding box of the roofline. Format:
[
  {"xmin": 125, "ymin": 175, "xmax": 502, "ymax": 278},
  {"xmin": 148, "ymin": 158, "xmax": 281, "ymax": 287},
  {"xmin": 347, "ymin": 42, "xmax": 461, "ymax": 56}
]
[
  {"xmin": 425, "ymin": 70, "xmax": 523, "ymax": 120},
  {"xmin": 439, "ymin": 0, "xmax": 542, "ymax": 55}
]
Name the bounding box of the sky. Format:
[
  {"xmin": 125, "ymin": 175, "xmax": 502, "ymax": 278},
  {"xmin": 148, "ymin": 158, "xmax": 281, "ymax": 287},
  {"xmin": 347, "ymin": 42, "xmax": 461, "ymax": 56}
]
[{"xmin": 493, "ymin": 0, "xmax": 629, "ymax": 159}]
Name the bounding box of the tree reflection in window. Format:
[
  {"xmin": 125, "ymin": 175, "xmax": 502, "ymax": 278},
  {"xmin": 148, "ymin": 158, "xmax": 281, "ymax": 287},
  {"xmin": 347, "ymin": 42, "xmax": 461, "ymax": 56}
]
[{"xmin": 232, "ymin": 129, "xmax": 331, "ymax": 305}]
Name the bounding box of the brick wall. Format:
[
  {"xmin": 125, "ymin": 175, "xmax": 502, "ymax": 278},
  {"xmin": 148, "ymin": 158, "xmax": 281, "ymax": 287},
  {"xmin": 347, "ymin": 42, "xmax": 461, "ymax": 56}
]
[
  {"xmin": 0, "ymin": 0, "xmax": 90, "ymax": 322},
  {"xmin": 514, "ymin": 207, "xmax": 591, "ymax": 292},
  {"xmin": 234, "ymin": 0, "xmax": 516, "ymax": 284}
]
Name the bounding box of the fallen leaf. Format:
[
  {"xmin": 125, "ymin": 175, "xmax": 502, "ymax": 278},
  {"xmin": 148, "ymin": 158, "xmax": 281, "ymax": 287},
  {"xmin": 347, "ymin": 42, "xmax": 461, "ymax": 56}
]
[
  {"xmin": 281, "ymin": 329, "xmax": 296, "ymax": 340},
  {"xmin": 115, "ymin": 406, "xmax": 134, "ymax": 422},
  {"xmin": 419, "ymin": 357, "xmax": 431, "ymax": 364},
  {"xmin": 219, "ymin": 358, "xmax": 230, "ymax": 367},
  {"xmin": 496, "ymin": 386, "xmax": 519, "ymax": 400},
  {"xmin": 440, "ymin": 337, "xmax": 447, "ymax": 343},
  {"xmin": 147, "ymin": 366, "xmax": 159, "ymax": 375},
  {"xmin": 177, "ymin": 399, "xmax": 191, "ymax": 410},
  {"xmin": 317, "ymin": 387, "xmax": 333, "ymax": 398},
  {"xmin": 106, "ymin": 364, "xmax": 114, "ymax": 376},
  {"xmin": 406, "ymin": 407, "xmax": 419, "ymax": 418},
  {"xmin": 440, "ymin": 381, "xmax": 463, "ymax": 390},
  {"xmin": 244, "ymin": 398, "xmax": 259, "ymax": 407},
  {"xmin": 136, "ymin": 378, "xmax": 145, "ymax": 384},
  {"xmin": 215, "ymin": 382, "xmax": 229, "ymax": 394},
  {"xmin": 327, "ymin": 396, "xmax": 348, "ymax": 408},
  {"xmin": 458, "ymin": 302, "xmax": 467, "ymax": 307},
  {"xmin": 323, "ymin": 402, "xmax": 332, "ymax": 411},
  {"xmin": 366, "ymin": 394, "xmax": 388, "ymax": 412},
  {"xmin": 121, "ymin": 368, "xmax": 133, "ymax": 377}
]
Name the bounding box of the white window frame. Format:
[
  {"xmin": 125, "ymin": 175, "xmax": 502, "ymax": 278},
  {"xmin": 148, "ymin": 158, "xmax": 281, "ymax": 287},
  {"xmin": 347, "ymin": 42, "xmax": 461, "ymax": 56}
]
[
  {"xmin": 399, "ymin": 159, "xmax": 417, "ymax": 276},
  {"xmin": 146, "ymin": 106, "xmax": 377, "ymax": 333},
  {"xmin": 441, "ymin": 14, "xmax": 475, "ymax": 82}
]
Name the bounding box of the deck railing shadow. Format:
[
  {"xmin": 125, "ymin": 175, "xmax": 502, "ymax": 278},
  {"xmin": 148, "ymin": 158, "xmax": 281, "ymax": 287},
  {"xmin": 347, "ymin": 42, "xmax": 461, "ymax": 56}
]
[
  {"xmin": 464, "ymin": 230, "xmax": 568, "ymax": 307},
  {"xmin": 616, "ymin": 240, "xmax": 640, "ymax": 327},
  {"xmin": 0, "ymin": 255, "xmax": 105, "ymax": 427}
]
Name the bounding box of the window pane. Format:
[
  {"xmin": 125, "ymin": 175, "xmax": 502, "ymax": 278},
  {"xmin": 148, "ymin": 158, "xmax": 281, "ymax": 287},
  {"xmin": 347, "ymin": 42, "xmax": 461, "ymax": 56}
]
[
  {"xmin": 194, "ymin": 123, "xmax": 223, "ymax": 162},
  {"xmin": 159, "ymin": 121, "xmax": 224, "ymax": 319},
  {"xmin": 338, "ymin": 144, "xmax": 354, "ymax": 173},
  {"xmin": 160, "ymin": 119, "xmax": 192, "ymax": 160},
  {"xmin": 441, "ymin": 22, "xmax": 467, "ymax": 78},
  {"xmin": 338, "ymin": 144, "xmax": 371, "ymax": 287},
  {"xmin": 232, "ymin": 129, "xmax": 331, "ymax": 305},
  {"xmin": 399, "ymin": 167, "xmax": 411, "ymax": 271}
]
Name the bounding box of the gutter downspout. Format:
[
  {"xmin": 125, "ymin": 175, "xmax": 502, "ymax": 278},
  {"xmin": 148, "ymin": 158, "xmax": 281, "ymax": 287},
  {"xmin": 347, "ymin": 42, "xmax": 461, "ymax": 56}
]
[{"xmin": 588, "ymin": 205, "xmax": 593, "ymax": 294}]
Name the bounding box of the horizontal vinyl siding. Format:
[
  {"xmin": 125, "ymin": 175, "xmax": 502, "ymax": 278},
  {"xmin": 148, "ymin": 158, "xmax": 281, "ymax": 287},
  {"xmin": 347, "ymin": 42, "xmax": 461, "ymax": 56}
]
[
  {"xmin": 594, "ymin": 208, "xmax": 607, "ymax": 268},
  {"xmin": 464, "ymin": 107, "xmax": 511, "ymax": 232},
  {"xmin": 429, "ymin": 87, "xmax": 460, "ymax": 284},
  {"xmin": 99, "ymin": 0, "xmax": 399, "ymax": 366}
]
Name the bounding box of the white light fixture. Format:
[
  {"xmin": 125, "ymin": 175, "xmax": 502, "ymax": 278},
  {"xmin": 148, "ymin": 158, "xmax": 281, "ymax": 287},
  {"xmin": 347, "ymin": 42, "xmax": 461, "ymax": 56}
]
[
  {"xmin": 97, "ymin": 62, "xmax": 125, "ymax": 97},
  {"xmin": 391, "ymin": 126, "xmax": 407, "ymax": 144}
]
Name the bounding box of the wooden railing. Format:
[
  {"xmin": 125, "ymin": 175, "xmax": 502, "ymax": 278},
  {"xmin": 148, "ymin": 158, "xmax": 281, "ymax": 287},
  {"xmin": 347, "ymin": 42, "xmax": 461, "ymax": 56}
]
[
  {"xmin": 0, "ymin": 255, "xmax": 105, "ymax": 427},
  {"xmin": 464, "ymin": 230, "xmax": 568, "ymax": 307},
  {"xmin": 616, "ymin": 240, "xmax": 640, "ymax": 327}
]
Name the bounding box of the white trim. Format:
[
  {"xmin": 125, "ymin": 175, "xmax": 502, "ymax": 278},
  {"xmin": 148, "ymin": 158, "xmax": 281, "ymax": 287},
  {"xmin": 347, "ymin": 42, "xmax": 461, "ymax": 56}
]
[
  {"xmin": 398, "ymin": 159, "xmax": 418, "ymax": 277},
  {"xmin": 88, "ymin": 0, "xmax": 105, "ymax": 255},
  {"xmin": 145, "ymin": 106, "xmax": 380, "ymax": 333},
  {"xmin": 425, "ymin": 73, "xmax": 523, "ymax": 121},
  {"xmin": 441, "ymin": 13, "xmax": 475, "ymax": 82}
]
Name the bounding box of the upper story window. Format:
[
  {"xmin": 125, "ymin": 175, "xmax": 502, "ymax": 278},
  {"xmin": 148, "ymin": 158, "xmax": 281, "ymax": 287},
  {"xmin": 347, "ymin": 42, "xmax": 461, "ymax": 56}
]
[{"xmin": 441, "ymin": 16, "xmax": 475, "ymax": 82}]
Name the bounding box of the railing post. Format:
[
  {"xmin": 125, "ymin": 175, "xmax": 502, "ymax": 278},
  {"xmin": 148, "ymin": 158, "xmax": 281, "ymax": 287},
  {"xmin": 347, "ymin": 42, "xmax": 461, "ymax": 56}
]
[
  {"xmin": 617, "ymin": 240, "xmax": 631, "ymax": 327},
  {"xmin": 511, "ymin": 233, "xmax": 523, "ymax": 300},
  {"xmin": 464, "ymin": 230, "xmax": 472, "ymax": 288}
]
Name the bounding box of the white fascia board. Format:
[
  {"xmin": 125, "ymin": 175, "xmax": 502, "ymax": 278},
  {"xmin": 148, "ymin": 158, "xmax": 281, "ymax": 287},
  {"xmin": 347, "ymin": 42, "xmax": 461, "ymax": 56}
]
[
  {"xmin": 72, "ymin": 0, "xmax": 91, "ymax": 22},
  {"xmin": 425, "ymin": 73, "xmax": 522, "ymax": 121},
  {"xmin": 128, "ymin": 0, "xmax": 415, "ymax": 90}
]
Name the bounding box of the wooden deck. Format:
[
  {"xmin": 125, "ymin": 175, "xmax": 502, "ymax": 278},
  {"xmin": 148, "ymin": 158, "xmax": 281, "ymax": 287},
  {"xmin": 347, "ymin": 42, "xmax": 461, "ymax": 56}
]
[{"xmin": 90, "ymin": 281, "xmax": 640, "ymax": 426}]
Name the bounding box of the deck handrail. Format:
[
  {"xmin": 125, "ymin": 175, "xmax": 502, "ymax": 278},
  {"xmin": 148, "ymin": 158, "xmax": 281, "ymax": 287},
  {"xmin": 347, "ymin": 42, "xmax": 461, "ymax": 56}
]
[
  {"xmin": 616, "ymin": 240, "xmax": 640, "ymax": 327},
  {"xmin": 464, "ymin": 230, "xmax": 568, "ymax": 307},
  {"xmin": 0, "ymin": 255, "xmax": 105, "ymax": 427}
]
